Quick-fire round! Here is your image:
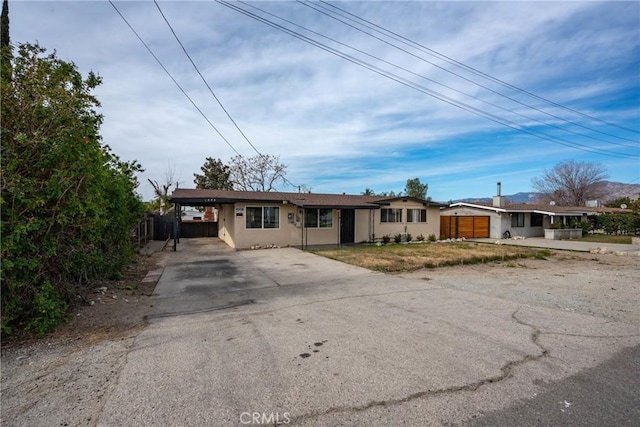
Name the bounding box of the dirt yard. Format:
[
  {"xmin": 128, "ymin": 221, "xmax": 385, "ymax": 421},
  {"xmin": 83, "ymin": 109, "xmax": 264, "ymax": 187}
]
[{"xmin": 1, "ymin": 248, "xmax": 638, "ymax": 426}]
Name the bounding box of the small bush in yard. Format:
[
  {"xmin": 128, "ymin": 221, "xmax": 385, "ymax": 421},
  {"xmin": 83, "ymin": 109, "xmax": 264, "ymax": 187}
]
[
  {"xmin": 416, "ymin": 234, "xmax": 425, "ymax": 241},
  {"xmin": 406, "ymin": 233, "xmax": 413, "ymax": 242},
  {"xmin": 394, "ymin": 233, "xmax": 402, "ymax": 244},
  {"xmin": 382, "ymin": 234, "xmax": 391, "ymax": 245},
  {"xmin": 428, "ymin": 234, "xmax": 437, "ymax": 242}
]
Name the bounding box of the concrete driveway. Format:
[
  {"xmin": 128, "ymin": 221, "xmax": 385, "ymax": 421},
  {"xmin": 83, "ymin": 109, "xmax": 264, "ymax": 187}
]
[{"xmin": 97, "ymin": 238, "xmax": 639, "ymax": 426}]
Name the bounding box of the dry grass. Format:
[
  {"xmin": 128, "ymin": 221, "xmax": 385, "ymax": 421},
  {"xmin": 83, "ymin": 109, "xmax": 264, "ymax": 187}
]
[
  {"xmin": 311, "ymin": 242, "xmax": 552, "ymax": 272},
  {"xmin": 577, "ymin": 235, "xmax": 633, "ymax": 244}
]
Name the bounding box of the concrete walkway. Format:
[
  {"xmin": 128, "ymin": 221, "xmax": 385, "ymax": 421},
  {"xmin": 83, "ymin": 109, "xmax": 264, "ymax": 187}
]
[{"xmin": 470, "ymin": 237, "xmax": 640, "ymax": 254}]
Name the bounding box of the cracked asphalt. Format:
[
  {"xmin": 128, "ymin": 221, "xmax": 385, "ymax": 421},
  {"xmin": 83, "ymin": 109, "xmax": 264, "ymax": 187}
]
[{"xmin": 96, "ymin": 239, "xmax": 639, "ymax": 426}]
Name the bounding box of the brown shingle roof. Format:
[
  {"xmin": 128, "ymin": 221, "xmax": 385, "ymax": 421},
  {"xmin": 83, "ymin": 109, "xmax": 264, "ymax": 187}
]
[{"xmin": 170, "ymin": 189, "xmax": 444, "ymax": 209}]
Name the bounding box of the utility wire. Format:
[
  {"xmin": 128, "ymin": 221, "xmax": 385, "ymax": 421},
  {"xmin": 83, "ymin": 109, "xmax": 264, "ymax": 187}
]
[
  {"xmin": 109, "ymin": 0, "xmax": 241, "ymax": 156},
  {"xmin": 218, "ymin": 1, "xmax": 635, "ymax": 159},
  {"xmin": 304, "ymin": 0, "xmax": 640, "ymax": 143},
  {"xmin": 317, "ymin": 0, "xmax": 640, "ymax": 137},
  {"xmin": 240, "ymin": 0, "xmax": 638, "ymax": 151},
  {"xmin": 153, "ymin": 0, "xmax": 300, "ymax": 191},
  {"xmin": 153, "ymin": 1, "xmax": 261, "ymax": 157}
]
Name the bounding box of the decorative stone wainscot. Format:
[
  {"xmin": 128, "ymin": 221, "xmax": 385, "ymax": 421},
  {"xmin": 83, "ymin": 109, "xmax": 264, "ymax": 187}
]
[{"xmin": 544, "ymin": 228, "xmax": 583, "ymax": 240}]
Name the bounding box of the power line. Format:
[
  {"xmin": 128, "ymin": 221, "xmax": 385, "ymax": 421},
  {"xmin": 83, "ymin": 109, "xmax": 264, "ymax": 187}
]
[
  {"xmin": 153, "ymin": 1, "xmax": 263, "ymax": 157},
  {"xmin": 240, "ymin": 0, "xmax": 638, "ymax": 151},
  {"xmin": 109, "ymin": 0, "xmax": 241, "ymax": 156},
  {"xmin": 316, "ymin": 0, "xmax": 640, "ymax": 138},
  {"xmin": 217, "ymin": 1, "xmax": 636, "ymax": 159},
  {"xmin": 152, "ymin": 0, "xmax": 300, "ymax": 191}
]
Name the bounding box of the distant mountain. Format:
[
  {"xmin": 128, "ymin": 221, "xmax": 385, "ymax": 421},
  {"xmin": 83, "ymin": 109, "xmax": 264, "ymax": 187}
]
[
  {"xmin": 453, "ymin": 181, "xmax": 640, "ymax": 205},
  {"xmin": 592, "ymin": 181, "xmax": 640, "ymax": 202}
]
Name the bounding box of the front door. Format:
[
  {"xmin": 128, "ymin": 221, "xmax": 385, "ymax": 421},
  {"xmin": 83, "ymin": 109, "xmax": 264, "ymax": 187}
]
[{"xmin": 340, "ymin": 209, "xmax": 355, "ymax": 245}]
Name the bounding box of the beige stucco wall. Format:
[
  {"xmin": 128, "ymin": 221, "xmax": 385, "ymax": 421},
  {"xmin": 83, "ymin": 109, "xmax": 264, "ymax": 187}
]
[
  {"xmin": 302, "ymin": 209, "xmax": 341, "ymax": 246},
  {"xmin": 372, "ymin": 200, "xmax": 440, "ymax": 241},
  {"xmin": 355, "ymin": 210, "xmax": 374, "ymax": 242},
  {"xmin": 216, "ymin": 201, "xmax": 441, "ymax": 248},
  {"xmin": 226, "ymin": 203, "xmax": 301, "ymax": 249}
]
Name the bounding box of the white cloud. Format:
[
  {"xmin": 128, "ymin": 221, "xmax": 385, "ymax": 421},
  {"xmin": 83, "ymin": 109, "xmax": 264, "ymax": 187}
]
[{"xmin": 9, "ymin": 1, "xmax": 639, "ymax": 201}]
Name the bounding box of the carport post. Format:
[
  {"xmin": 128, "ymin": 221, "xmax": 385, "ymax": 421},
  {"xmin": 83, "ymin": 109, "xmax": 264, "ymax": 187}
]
[{"xmin": 173, "ymin": 202, "xmax": 180, "ymax": 251}]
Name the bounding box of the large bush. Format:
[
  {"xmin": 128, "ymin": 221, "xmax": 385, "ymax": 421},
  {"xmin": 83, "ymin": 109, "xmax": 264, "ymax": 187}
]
[
  {"xmin": 588, "ymin": 213, "xmax": 640, "ymax": 235},
  {"xmin": 1, "ymin": 43, "xmax": 144, "ymax": 335}
]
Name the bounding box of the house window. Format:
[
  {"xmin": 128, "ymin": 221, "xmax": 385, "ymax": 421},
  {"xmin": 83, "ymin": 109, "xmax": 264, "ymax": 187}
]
[
  {"xmin": 304, "ymin": 208, "xmax": 333, "ymax": 228},
  {"xmin": 246, "ymin": 206, "xmax": 280, "ymax": 229},
  {"xmin": 511, "ymin": 213, "xmax": 525, "ymax": 227},
  {"xmin": 381, "ymin": 208, "xmax": 402, "ymax": 223},
  {"xmin": 407, "ymin": 208, "xmax": 427, "ymax": 223},
  {"xmin": 531, "ymin": 213, "xmax": 543, "ymax": 227}
]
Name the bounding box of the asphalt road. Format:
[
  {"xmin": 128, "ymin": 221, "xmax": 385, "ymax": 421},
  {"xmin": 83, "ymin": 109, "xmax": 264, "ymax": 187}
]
[{"xmin": 97, "ymin": 239, "xmax": 639, "ymax": 426}]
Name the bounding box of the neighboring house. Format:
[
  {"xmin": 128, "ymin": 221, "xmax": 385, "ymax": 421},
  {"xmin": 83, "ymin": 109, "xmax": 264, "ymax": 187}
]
[
  {"xmin": 169, "ymin": 189, "xmax": 445, "ymax": 249},
  {"xmin": 441, "ymin": 193, "xmax": 599, "ymax": 239}
]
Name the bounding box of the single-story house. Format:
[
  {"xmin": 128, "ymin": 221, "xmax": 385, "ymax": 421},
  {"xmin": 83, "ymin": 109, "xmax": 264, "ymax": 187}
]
[
  {"xmin": 169, "ymin": 189, "xmax": 445, "ymax": 249},
  {"xmin": 440, "ymin": 193, "xmax": 607, "ymax": 239}
]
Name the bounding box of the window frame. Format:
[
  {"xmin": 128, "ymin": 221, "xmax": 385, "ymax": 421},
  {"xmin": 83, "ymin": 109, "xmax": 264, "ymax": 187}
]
[
  {"xmin": 530, "ymin": 213, "xmax": 543, "ymax": 227},
  {"xmin": 245, "ymin": 206, "xmax": 280, "ymax": 230},
  {"xmin": 511, "ymin": 212, "xmax": 525, "ymax": 228},
  {"xmin": 407, "ymin": 208, "xmax": 427, "ymax": 223},
  {"xmin": 381, "ymin": 208, "xmax": 403, "ymax": 223},
  {"xmin": 304, "ymin": 208, "xmax": 333, "ymax": 228}
]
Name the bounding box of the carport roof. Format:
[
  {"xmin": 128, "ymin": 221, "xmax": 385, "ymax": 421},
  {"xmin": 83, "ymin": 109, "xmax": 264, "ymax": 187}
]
[{"xmin": 170, "ymin": 189, "xmax": 445, "ymax": 209}]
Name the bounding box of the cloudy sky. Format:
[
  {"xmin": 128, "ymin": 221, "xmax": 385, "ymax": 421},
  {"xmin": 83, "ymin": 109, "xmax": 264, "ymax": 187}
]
[{"xmin": 9, "ymin": 1, "xmax": 640, "ymax": 202}]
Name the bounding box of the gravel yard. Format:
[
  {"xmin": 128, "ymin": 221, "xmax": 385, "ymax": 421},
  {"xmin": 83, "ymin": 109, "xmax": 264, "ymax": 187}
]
[{"xmin": 400, "ymin": 251, "xmax": 639, "ymax": 324}]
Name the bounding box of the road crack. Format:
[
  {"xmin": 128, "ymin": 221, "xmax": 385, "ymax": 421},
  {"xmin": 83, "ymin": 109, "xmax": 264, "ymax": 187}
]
[{"xmin": 290, "ymin": 308, "xmax": 549, "ymax": 423}]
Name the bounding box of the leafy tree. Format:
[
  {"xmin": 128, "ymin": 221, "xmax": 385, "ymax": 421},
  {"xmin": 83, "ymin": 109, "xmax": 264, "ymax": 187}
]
[
  {"xmin": 361, "ymin": 188, "xmax": 375, "ymax": 196},
  {"xmin": 1, "ymin": 43, "xmax": 144, "ymax": 335},
  {"xmin": 229, "ymin": 154, "xmax": 287, "ymax": 192},
  {"xmin": 605, "ymin": 196, "xmax": 640, "ymax": 213},
  {"xmin": 404, "ymin": 177, "xmax": 429, "ymax": 200},
  {"xmin": 532, "ymin": 160, "xmax": 608, "ymax": 206},
  {"xmin": 194, "ymin": 157, "xmax": 232, "ymax": 190}
]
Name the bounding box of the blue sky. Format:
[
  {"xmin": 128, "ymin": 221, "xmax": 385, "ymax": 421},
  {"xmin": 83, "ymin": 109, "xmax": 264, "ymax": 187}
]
[{"xmin": 9, "ymin": 1, "xmax": 640, "ymax": 202}]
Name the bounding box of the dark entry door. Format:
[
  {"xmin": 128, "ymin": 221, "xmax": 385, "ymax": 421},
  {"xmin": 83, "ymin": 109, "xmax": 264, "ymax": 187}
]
[{"xmin": 340, "ymin": 209, "xmax": 355, "ymax": 245}]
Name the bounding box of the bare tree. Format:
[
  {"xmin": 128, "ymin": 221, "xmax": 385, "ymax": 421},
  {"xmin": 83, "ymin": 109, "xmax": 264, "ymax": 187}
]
[
  {"xmin": 229, "ymin": 154, "xmax": 287, "ymax": 192},
  {"xmin": 148, "ymin": 164, "xmax": 177, "ymax": 214},
  {"xmin": 532, "ymin": 160, "xmax": 608, "ymax": 206}
]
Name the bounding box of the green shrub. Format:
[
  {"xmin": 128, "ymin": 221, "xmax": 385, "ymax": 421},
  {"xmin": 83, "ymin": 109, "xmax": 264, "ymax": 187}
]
[
  {"xmin": 428, "ymin": 233, "xmax": 437, "ymax": 242},
  {"xmin": 393, "ymin": 233, "xmax": 402, "ymax": 244},
  {"xmin": 382, "ymin": 234, "xmax": 391, "ymax": 245},
  {"xmin": 406, "ymin": 233, "xmax": 413, "ymax": 242},
  {"xmin": 416, "ymin": 234, "xmax": 425, "ymax": 241},
  {"xmin": 1, "ymin": 43, "xmax": 144, "ymax": 336}
]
